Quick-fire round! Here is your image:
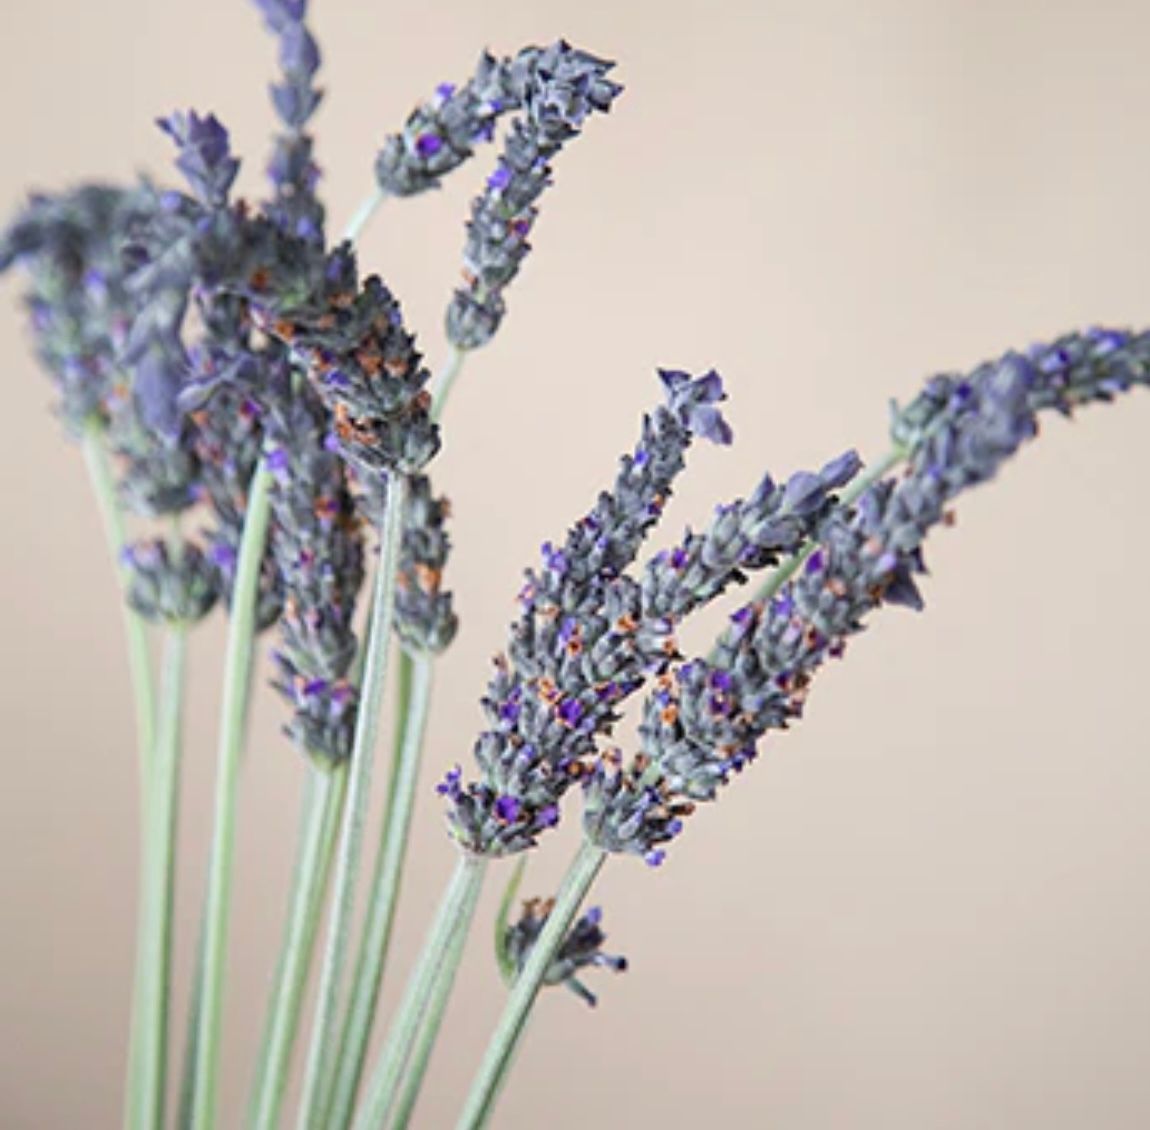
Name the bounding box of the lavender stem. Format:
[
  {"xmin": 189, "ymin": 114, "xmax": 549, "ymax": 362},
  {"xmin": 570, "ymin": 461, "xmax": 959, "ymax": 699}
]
[
  {"xmin": 455, "ymin": 843, "xmax": 607, "ymax": 1129},
  {"xmin": 325, "ymin": 650, "xmax": 435, "ymax": 1128},
  {"xmin": 131, "ymin": 621, "xmax": 187, "ymax": 1130},
  {"xmin": 353, "ymin": 852, "xmax": 487, "ymax": 1130},
  {"xmin": 80, "ymin": 419, "xmax": 156, "ymax": 775},
  {"xmin": 249, "ymin": 762, "xmax": 348, "ymax": 1130},
  {"xmin": 189, "ymin": 460, "xmax": 274, "ymax": 1130},
  {"xmin": 343, "ymin": 188, "xmax": 387, "ymax": 244},
  {"xmin": 296, "ymin": 472, "xmax": 409, "ymax": 1128},
  {"xmin": 430, "ymin": 346, "xmax": 466, "ymax": 422}
]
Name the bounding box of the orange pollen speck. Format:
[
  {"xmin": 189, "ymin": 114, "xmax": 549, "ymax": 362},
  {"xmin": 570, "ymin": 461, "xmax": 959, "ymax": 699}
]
[{"xmin": 415, "ymin": 563, "xmax": 442, "ymax": 591}]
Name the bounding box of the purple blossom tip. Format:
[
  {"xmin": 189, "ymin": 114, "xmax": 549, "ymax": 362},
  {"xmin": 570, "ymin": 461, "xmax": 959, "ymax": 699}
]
[
  {"xmin": 819, "ymin": 449, "xmax": 862, "ymax": 489},
  {"xmin": 436, "ymin": 764, "xmax": 463, "ymax": 798},
  {"xmin": 209, "ymin": 542, "xmax": 238, "ymax": 570},
  {"xmin": 494, "ymin": 794, "xmax": 522, "ymax": 823},
  {"xmin": 415, "ymin": 132, "xmax": 444, "ymax": 158},
  {"xmin": 658, "ymin": 368, "xmax": 733, "ymax": 445},
  {"xmin": 556, "ymin": 698, "xmax": 585, "ymax": 727},
  {"xmin": 486, "ymin": 163, "xmax": 512, "ymax": 191}
]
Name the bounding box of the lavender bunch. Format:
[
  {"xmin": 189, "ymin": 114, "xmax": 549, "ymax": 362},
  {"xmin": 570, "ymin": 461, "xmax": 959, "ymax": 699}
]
[{"xmin": 5, "ymin": 6, "xmax": 1149, "ymax": 1130}]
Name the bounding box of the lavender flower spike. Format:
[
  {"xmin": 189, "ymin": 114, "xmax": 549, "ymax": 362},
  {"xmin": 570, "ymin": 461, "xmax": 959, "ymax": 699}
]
[
  {"xmin": 447, "ymin": 41, "xmax": 623, "ymax": 349},
  {"xmin": 253, "ymin": 0, "xmax": 325, "ymax": 245},
  {"xmin": 266, "ymin": 368, "xmax": 366, "ymax": 764}
]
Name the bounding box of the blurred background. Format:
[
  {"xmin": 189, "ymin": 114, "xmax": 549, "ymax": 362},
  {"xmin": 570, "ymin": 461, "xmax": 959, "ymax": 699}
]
[{"xmin": 3, "ymin": 1, "xmax": 1150, "ymax": 1126}]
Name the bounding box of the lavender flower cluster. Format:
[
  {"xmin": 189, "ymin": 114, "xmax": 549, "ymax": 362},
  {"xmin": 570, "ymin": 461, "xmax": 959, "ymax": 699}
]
[
  {"xmin": 438, "ymin": 370, "xmax": 863, "ymax": 855},
  {"xmin": 440, "ymin": 328, "xmax": 1149, "ymax": 871},
  {"xmin": 0, "ymin": 2, "xmax": 618, "ymax": 767}
]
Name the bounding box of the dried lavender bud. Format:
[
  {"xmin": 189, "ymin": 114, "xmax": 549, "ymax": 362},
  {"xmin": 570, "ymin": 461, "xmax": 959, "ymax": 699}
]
[
  {"xmin": 254, "ymin": 0, "xmax": 325, "ymax": 245},
  {"xmin": 394, "ymin": 474, "xmax": 458, "ymax": 654},
  {"xmin": 447, "ymin": 42, "xmax": 622, "ymax": 349},
  {"xmin": 373, "ymin": 52, "xmax": 514, "ymax": 197},
  {"xmin": 440, "ymin": 370, "xmax": 731, "ymax": 857},
  {"xmin": 122, "ymin": 538, "xmax": 221, "ymax": 623},
  {"xmin": 585, "ymin": 328, "xmax": 1150, "ymax": 864},
  {"xmin": 266, "ymin": 370, "xmax": 366, "ymax": 763},
  {"xmin": 503, "ymin": 900, "xmax": 626, "ymax": 1007}
]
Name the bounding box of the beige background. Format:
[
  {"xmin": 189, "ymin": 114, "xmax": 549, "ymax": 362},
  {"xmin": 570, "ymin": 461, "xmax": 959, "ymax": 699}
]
[{"xmin": 3, "ymin": 1, "xmax": 1150, "ymax": 1127}]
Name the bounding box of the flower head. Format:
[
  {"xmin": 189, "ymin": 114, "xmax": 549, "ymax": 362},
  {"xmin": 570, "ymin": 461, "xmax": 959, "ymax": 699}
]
[{"xmin": 502, "ymin": 898, "xmax": 627, "ymax": 1007}]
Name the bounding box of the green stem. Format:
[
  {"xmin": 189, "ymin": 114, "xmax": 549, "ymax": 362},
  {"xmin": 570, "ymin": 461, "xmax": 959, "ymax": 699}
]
[
  {"xmin": 188, "ymin": 460, "xmax": 274, "ymax": 1130},
  {"xmin": 130, "ymin": 623, "xmax": 188, "ymax": 1129},
  {"xmin": 344, "ymin": 188, "xmax": 386, "ymax": 244},
  {"xmin": 176, "ymin": 922, "xmax": 206, "ymax": 1130},
  {"xmin": 455, "ymin": 843, "xmax": 607, "ymax": 1130},
  {"xmin": 246, "ymin": 773, "xmax": 319, "ymax": 1118},
  {"xmin": 296, "ymin": 473, "xmax": 410, "ymax": 1128},
  {"xmin": 749, "ymin": 444, "xmax": 908, "ymax": 608},
  {"xmin": 430, "ymin": 347, "xmax": 466, "ymax": 423},
  {"xmin": 494, "ymin": 857, "xmax": 528, "ymax": 985},
  {"xmin": 388, "ymin": 894, "xmax": 472, "ymax": 1130},
  {"xmin": 249, "ymin": 763, "xmax": 349, "ymax": 1130},
  {"xmin": 325, "ymin": 650, "xmax": 435, "ymax": 1128},
  {"xmin": 80, "ymin": 419, "xmax": 156, "ymax": 773},
  {"xmin": 353, "ymin": 853, "xmax": 488, "ymax": 1130}
]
